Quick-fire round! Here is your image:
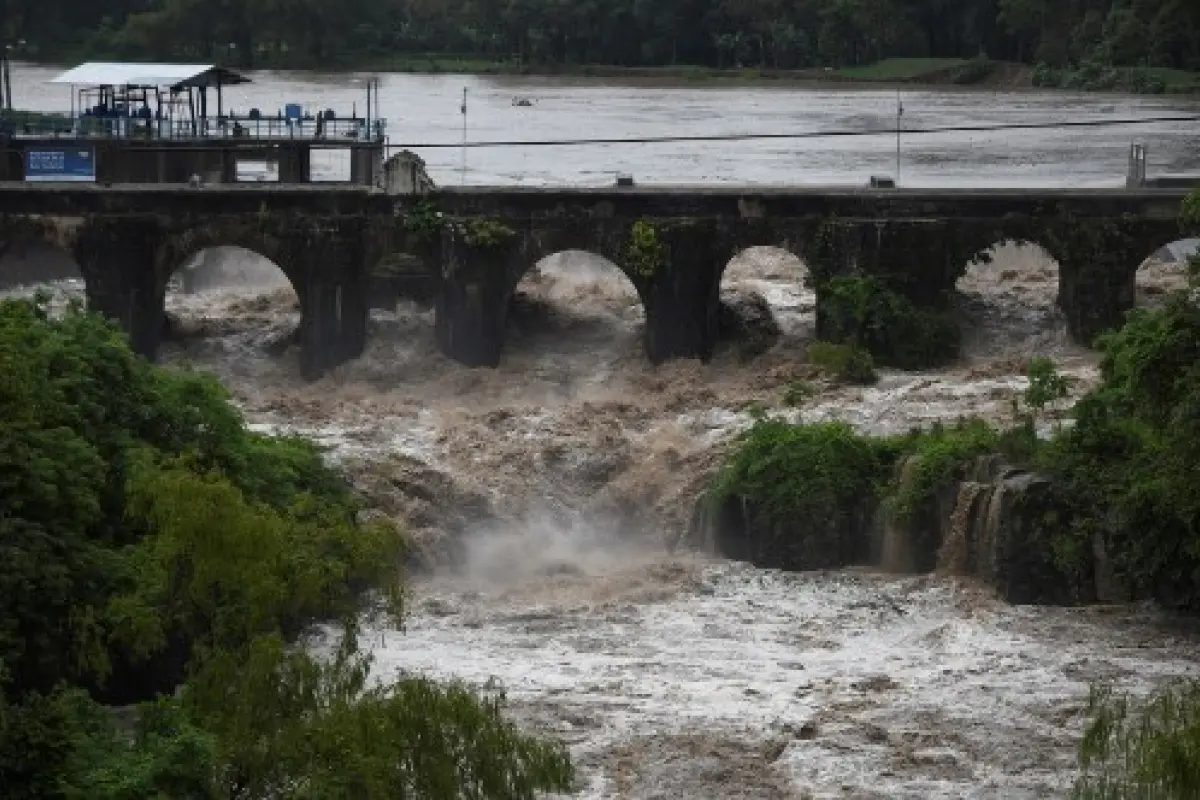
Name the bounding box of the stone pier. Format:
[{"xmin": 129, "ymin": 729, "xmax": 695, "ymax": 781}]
[{"xmin": 0, "ymin": 183, "xmax": 1190, "ymax": 377}]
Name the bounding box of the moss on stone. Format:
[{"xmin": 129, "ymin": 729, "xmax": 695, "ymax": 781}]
[{"xmin": 462, "ymin": 218, "xmax": 516, "ymax": 249}]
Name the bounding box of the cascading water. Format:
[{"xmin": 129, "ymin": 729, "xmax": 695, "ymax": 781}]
[
  {"xmin": 3, "ymin": 241, "xmax": 1197, "ymax": 798},
  {"xmin": 937, "ymin": 482, "xmax": 987, "ymax": 576}
]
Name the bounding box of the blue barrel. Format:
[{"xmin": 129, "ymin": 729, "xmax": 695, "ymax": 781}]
[{"xmin": 284, "ymin": 103, "xmax": 303, "ymax": 120}]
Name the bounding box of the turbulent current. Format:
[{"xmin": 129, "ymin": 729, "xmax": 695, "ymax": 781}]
[{"xmin": 5, "ymin": 243, "xmax": 1199, "ymax": 798}]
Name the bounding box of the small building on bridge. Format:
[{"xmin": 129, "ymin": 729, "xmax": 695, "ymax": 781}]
[{"xmin": 0, "ymin": 61, "xmax": 385, "ymax": 186}]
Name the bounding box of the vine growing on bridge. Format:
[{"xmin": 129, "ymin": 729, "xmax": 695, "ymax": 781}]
[
  {"xmin": 625, "ymin": 220, "xmax": 665, "ymax": 279},
  {"xmin": 402, "ymin": 200, "xmax": 445, "ymax": 244},
  {"xmin": 462, "ymin": 218, "xmax": 516, "ymax": 249}
]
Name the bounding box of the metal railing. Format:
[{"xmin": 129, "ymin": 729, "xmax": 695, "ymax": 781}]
[{"xmin": 1, "ymin": 109, "xmax": 386, "ymax": 143}]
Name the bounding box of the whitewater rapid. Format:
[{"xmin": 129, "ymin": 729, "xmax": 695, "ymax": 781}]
[{"xmin": 4, "ymin": 242, "xmax": 1198, "ymax": 797}]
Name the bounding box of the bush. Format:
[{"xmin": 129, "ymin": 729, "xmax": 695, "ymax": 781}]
[
  {"xmin": 710, "ymin": 419, "xmax": 893, "ymax": 534},
  {"xmin": 1129, "ymin": 71, "xmax": 1167, "ymax": 94},
  {"xmin": 949, "ymin": 57, "xmax": 996, "ymax": 85},
  {"xmin": 782, "ymin": 378, "xmax": 817, "ymax": 406},
  {"xmin": 819, "ymin": 276, "xmax": 960, "ymax": 370},
  {"xmin": 184, "ymin": 636, "xmax": 574, "ymax": 799},
  {"xmin": 0, "ymin": 297, "xmax": 395, "ymax": 699},
  {"xmin": 1040, "ymin": 295, "xmax": 1200, "ymax": 609},
  {"xmin": 1032, "ymin": 62, "xmax": 1063, "ymax": 88},
  {"xmin": 806, "ymin": 341, "xmax": 878, "ymax": 384},
  {"xmin": 1063, "ymin": 60, "xmax": 1120, "ymax": 90}
]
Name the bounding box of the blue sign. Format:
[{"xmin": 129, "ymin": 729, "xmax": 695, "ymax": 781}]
[{"xmin": 25, "ymin": 146, "xmax": 96, "ymax": 183}]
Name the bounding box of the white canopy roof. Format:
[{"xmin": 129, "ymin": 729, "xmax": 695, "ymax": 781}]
[{"xmin": 49, "ymin": 62, "xmax": 249, "ymax": 88}]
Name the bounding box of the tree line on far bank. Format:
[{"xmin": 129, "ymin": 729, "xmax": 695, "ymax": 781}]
[{"xmin": 3, "ymin": 0, "xmax": 1199, "ymax": 76}]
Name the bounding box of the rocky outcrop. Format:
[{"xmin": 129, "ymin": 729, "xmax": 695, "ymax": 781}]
[
  {"xmin": 692, "ymin": 453, "xmax": 1108, "ymax": 606},
  {"xmin": 882, "ymin": 456, "xmax": 1082, "ymax": 604},
  {"xmin": 717, "ymin": 288, "xmax": 782, "ymax": 360},
  {"xmin": 347, "ymin": 454, "xmax": 495, "ymax": 571},
  {"xmin": 686, "ymin": 491, "xmax": 876, "ymax": 572}
]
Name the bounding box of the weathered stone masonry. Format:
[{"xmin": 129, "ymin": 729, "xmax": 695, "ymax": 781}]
[{"xmin": 0, "ymin": 185, "xmax": 1190, "ymax": 377}]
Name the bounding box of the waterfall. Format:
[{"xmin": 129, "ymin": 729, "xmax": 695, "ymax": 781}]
[
  {"xmin": 937, "ymin": 481, "xmax": 986, "ymax": 575},
  {"xmin": 878, "ymin": 455, "xmax": 923, "ymax": 573}
]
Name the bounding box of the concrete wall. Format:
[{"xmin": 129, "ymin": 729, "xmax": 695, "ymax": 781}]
[{"xmin": 0, "ymin": 139, "xmax": 385, "ymax": 185}]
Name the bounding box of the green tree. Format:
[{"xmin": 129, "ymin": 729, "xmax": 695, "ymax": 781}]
[{"xmin": 0, "ymin": 297, "xmax": 574, "ymax": 797}]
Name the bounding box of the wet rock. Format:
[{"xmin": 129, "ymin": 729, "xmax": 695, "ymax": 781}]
[
  {"xmin": 685, "ymin": 489, "xmax": 875, "ymax": 572},
  {"xmin": 569, "ymin": 439, "xmax": 633, "ymax": 487},
  {"xmin": 690, "ymin": 449, "xmax": 1094, "ymax": 605},
  {"xmin": 718, "ymin": 288, "xmax": 782, "ymax": 360},
  {"xmin": 862, "ymin": 723, "xmax": 890, "ymax": 744},
  {"xmin": 762, "ymin": 738, "xmax": 790, "ymax": 761},
  {"xmin": 346, "ymin": 454, "xmax": 495, "ymax": 571},
  {"xmin": 881, "ymin": 455, "xmax": 1088, "ymax": 605},
  {"xmin": 970, "ymin": 471, "xmax": 1075, "ymax": 604},
  {"xmin": 602, "ymin": 734, "xmax": 795, "ymax": 799}
]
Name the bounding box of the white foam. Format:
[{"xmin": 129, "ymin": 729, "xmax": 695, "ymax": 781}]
[{"xmin": 350, "ymin": 562, "xmax": 1197, "ymax": 797}]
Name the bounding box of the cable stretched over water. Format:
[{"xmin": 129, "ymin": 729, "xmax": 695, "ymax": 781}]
[{"xmin": 388, "ymin": 114, "xmax": 1200, "ymax": 149}]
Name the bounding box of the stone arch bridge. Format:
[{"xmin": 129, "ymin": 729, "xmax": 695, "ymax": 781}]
[{"xmin": 0, "ymin": 184, "xmax": 1190, "ymax": 378}]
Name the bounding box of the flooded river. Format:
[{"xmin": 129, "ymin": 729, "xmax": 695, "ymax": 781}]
[
  {"xmin": 9, "ymin": 62, "xmax": 1200, "ymax": 186},
  {"xmin": 5, "ymin": 64, "xmax": 1200, "ymax": 796}
]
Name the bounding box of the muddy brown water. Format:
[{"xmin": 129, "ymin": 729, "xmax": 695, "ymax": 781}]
[
  {"xmin": 5, "ymin": 240, "xmax": 1198, "ymax": 798},
  {"xmin": 5, "ymin": 65, "xmax": 1200, "ymax": 796},
  {"xmin": 9, "ymin": 62, "xmax": 1200, "ymax": 185}
]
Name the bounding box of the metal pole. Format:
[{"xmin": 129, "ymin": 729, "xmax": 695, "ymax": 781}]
[
  {"xmin": 895, "ymin": 90, "xmax": 903, "ymax": 185},
  {"xmin": 2, "ymin": 49, "xmax": 11, "ymax": 112},
  {"xmin": 460, "ymin": 86, "xmax": 467, "ymax": 185}
]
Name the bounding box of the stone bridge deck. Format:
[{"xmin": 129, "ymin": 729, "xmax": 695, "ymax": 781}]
[
  {"xmin": 0, "ymin": 183, "xmax": 1193, "ymax": 377},
  {"xmin": 0, "ymin": 181, "xmax": 1189, "ymax": 216}
]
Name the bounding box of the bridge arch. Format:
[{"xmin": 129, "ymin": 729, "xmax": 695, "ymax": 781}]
[
  {"xmin": 716, "ymin": 245, "xmax": 810, "ymax": 359},
  {"xmin": 0, "ymin": 215, "xmax": 83, "ymax": 290},
  {"xmin": 1136, "ymin": 237, "xmax": 1196, "ymax": 309},
  {"xmin": 504, "ymin": 249, "xmax": 647, "ymax": 362},
  {"xmin": 0, "ymin": 238, "xmax": 85, "ymax": 295},
  {"xmin": 955, "ymin": 238, "xmax": 1066, "ymax": 359},
  {"xmin": 160, "ymin": 244, "xmax": 303, "ymax": 361},
  {"xmin": 159, "ymin": 225, "xmax": 299, "ymax": 294}
]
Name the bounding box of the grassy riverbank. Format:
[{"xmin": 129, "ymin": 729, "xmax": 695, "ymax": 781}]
[
  {"xmin": 19, "ymin": 52, "xmax": 1200, "ymax": 94},
  {"xmin": 329, "ymin": 55, "xmax": 1200, "ymax": 93}
]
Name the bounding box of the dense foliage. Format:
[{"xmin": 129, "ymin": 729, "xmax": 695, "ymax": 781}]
[
  {"xmin": 805, "ymin": 341, "xmax": 877, "ymax": 385},
  {"xmin": 0, "ymin": 297, "xmax": 573, "ymax": 798},
  {"xmin": 4, "ymin": 0, "xmax": 1199, "ymax": 75},
  {"xmin": 710, "ymin": 418, "xmax": 894, "ymax": 530},
  {"xmin": 817, "ymin": 276, "xmax": 961, "ymax": 370},
  {"xmin": 706, "ymin": 418, "xmax": 898, "ymax": 568},
  {"xmin": 1040, "ymin": 292, "xmax": 1200, "ymax": 609}
]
